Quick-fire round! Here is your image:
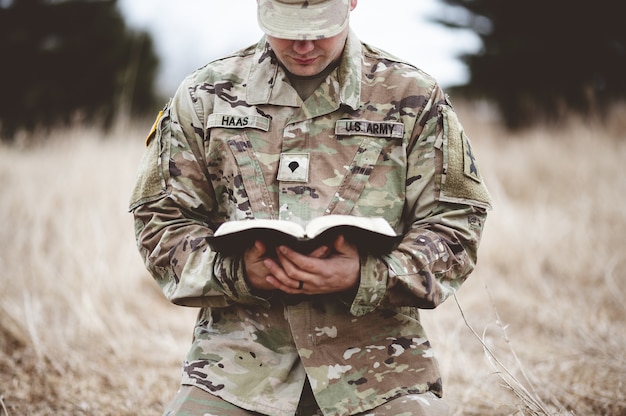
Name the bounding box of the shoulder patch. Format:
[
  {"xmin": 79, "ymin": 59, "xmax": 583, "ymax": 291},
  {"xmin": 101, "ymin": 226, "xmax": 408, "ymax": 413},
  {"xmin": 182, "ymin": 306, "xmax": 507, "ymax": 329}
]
[
  {"xmin": 130, "ymin": 109, "xmax": 171, "ymax": 211},
  {"xmin": 462, "ymin": 134, "xmax": 482, "ymax": 183},
  {"xmin": 146, "ymin": 110, "xmax": 163, "ymax": 146},
  {"xmin": 438, "ymin": 106, "xmax": 492, "ymax": 210}
]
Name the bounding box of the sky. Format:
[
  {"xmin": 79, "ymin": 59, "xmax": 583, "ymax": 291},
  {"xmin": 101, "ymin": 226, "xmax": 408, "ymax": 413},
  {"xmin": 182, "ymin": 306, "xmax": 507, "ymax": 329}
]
[{"xmin": 117, "ymin": 0, "xmax": 481, "ymax": 95}]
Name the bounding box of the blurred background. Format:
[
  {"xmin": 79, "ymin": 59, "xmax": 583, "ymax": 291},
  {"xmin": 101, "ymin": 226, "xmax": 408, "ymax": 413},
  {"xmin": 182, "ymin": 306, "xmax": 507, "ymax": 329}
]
[
  {"xmin": 1, "ymin": 1, "xmax": 625, "ymax": 415},
  {"xmin": 117, "ymin": 0, "xmax": 480, "ymax": 95},
  {"xmin": 1, "ymin": 0, "xmax": 624, "ymax": 138}
]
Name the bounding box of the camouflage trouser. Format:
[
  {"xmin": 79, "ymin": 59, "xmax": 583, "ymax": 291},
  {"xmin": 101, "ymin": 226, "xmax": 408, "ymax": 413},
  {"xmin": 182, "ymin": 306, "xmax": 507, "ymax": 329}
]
[{"xmin": 163, "ymin": 384, "xmax": 450, "ymax": 416}]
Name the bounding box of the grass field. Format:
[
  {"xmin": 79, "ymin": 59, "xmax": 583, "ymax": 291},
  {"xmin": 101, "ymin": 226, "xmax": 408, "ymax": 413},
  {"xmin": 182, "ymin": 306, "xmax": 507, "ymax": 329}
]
[{"xmin": 1, "ymin": 105, "xmax": 625, "ymax": 415}]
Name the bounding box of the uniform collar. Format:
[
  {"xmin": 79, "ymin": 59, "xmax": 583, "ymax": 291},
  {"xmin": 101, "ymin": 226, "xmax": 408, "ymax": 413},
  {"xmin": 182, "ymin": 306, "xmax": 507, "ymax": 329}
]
[{"xmin": 246, "ymin": 31, "xmax": 362, "ymax": 111}]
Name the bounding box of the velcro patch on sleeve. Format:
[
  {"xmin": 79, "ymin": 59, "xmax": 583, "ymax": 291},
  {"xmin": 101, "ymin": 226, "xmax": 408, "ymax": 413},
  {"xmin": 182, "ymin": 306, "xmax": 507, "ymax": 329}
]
[
  {"xmin": 130, "ymin": 110, "xmax": 171, "ymax": 211},
  {"xmin": 438, "ymin": 106, "xmax": 492, "ymax": 210}
]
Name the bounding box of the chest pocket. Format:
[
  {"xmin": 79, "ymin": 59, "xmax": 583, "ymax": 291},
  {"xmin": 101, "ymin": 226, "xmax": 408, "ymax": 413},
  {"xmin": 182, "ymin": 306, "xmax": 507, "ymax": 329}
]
[
  {"xmin": 207, "ymin": 113, "xmax": 275, "ymax": 220},
  {"xmin": 327, "ymin": 120, "xmax": 406, "ymax": 218},
  {"xmin": 325, "ymin": 137, "xmax": 385, "ymax": 216}
]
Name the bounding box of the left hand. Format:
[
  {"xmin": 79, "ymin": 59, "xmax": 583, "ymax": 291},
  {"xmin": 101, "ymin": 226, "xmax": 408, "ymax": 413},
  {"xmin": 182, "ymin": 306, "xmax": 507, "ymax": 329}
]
[{"xmin": 263, "ymin": 234, "xmax": 360, "ymax": 295}]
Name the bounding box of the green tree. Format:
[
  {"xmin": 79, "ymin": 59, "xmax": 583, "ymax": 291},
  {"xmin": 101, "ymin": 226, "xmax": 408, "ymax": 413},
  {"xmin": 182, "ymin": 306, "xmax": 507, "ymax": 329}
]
[
  {"xmin": 436, "ymin": 0, "xmax": 626, "ymax": 129},
  {"xmin": 0, "ymin": 0, "xmax": 159, "ymax": 139}
]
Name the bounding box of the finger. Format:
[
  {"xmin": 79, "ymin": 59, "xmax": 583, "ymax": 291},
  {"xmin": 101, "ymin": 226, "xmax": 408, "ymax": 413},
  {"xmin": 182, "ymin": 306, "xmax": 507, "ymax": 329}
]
[
  {"xmin": 265, "ymin": 274, "xmax": 304, "ymax": 294},
  {"xmin": 275, "ymin": 248, "xmax": 319, "ymax": 289},
  {"xmin": 308, "ymin": 245, "xmax": 330, "ymax": 259},
  {"xmin": 332, "ymin": 234, "xmax": 358, "ymax": 256},
  {"xmin": 243, "ymin": 242, "xmax": 276, "ymax": 291},
  {"xmin": 276, "ymin": 245, "xmax": 318, "ymax": 274},
  {"xmin": 263, "ymin": 257, "xmax": 302, "ymax": 291},
  {"xmin": 247, "ymin": 240, "xmax": 267, "ymax": 259}
]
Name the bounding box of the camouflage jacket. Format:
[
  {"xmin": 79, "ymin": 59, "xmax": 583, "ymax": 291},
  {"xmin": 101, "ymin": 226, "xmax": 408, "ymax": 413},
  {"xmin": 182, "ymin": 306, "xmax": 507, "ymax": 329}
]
[{"xmin": 130, "ymin": 31, "xmax": 491, "ymax": 416}]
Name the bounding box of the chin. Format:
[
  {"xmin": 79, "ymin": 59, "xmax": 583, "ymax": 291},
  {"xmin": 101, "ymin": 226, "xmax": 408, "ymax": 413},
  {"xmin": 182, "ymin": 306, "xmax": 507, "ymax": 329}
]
[{"xmin": 293, "ymin": 67, "xmax": 323, "ymax": 77}]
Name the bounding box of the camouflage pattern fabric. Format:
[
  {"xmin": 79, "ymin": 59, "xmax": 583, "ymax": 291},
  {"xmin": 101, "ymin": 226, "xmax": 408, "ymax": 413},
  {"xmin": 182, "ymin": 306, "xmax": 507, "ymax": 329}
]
[
  {"xmin": 257, "ymin": 0, "xmax": 351, "ymax": 40},
  {"xmin": 130, "ymin": 31, "xmax": 491, "ymax": 416},
  {"xmin": 163, "ymin": 385, "xmax": 449, "ymax": 416}
]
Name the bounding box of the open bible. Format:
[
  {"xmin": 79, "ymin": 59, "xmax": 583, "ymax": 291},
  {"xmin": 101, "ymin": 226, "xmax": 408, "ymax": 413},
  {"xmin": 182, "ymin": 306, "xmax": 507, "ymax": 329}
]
[{"xmin": 207, "ymin": 215, "xmax": 401, "ymax": 255}]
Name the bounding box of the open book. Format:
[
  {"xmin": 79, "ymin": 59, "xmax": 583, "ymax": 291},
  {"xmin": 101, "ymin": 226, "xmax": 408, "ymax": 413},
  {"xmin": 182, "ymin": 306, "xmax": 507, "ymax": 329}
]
[{"xmin": 208, "ymin": 215, "xmax": 401, "ymax": 255}]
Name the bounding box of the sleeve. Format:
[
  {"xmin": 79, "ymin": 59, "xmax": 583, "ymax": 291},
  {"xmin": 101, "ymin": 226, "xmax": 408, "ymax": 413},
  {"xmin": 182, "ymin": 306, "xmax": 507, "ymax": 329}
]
[
  {"xmin": 128, "ymin": 78, "xmax": 270, "ymax": 309},
  {"xmin": 349, "ymin": 85, "xmax": 492, "ymax": 317}
]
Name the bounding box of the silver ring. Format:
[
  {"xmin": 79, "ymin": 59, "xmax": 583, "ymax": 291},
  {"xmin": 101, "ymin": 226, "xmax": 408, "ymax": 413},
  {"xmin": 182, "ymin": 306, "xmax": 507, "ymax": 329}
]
[{"xmin": 297, "ymin": 281, "xmax": 304, "ymax": 290}]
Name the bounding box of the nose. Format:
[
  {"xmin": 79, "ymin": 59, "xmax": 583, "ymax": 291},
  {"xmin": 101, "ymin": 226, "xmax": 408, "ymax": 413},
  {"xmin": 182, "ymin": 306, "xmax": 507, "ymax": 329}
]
[{"xmin": 292, "ymin": 40, "xmax": 315, "ymax": 55}]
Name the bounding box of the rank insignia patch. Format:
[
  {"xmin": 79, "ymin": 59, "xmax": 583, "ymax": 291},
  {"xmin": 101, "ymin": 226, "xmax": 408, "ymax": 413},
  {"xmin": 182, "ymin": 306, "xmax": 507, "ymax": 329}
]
[{"xmin": 277, "ymin": 153, "xmax": 310, "ymax": 183}]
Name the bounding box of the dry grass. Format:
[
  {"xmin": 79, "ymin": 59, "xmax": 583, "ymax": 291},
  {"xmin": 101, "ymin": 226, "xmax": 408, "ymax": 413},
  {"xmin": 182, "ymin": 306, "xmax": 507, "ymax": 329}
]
[{"xmin": 1, "ymin": 106, "xmax": 625, "ymax": 415}]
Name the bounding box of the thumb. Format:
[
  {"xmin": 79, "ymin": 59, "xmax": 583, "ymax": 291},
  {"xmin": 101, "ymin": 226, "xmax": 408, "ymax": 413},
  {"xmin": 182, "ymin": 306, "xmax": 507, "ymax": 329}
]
[
  {"xmin": 332, "ymin": 234, "xmax": 357, "ymax": 256},
  {"xmin": 251, "ymin": 240, "xmax": 267, "ymax": 258}
]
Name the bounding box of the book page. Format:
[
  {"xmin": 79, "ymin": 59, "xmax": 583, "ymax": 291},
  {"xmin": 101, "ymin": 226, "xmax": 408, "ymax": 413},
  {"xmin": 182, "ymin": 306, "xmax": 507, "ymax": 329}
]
[
  {"xmin": 213, "ymin": 218, "xmax": 306, "ymax": 239},
  {"xmin": 305, "ymin": 215, "xmax": 397, "ymax": 238},
  {"xmin": 208, "ymin": 216, "xmax": 400, "ymax": 255}
]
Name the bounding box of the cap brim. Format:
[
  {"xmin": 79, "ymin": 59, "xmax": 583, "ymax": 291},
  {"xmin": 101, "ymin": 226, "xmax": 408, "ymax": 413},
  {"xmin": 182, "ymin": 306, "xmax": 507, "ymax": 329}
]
[{"xmin": 258, "ymin": 0, "xmax": 350, "ymax": 40}]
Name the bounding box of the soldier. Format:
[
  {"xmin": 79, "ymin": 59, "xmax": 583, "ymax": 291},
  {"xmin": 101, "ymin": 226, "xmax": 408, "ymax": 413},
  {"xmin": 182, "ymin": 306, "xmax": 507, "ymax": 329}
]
[{"xmin": 129, "ymin": 0, "xmax": 492, "ymax": 415}]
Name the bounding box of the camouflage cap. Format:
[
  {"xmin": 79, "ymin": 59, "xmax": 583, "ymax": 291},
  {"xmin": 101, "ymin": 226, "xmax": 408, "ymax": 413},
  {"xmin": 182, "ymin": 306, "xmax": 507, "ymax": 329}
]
[{"xmin": 257, "ymin": 0, "xmax": 351, "ymax": 40}]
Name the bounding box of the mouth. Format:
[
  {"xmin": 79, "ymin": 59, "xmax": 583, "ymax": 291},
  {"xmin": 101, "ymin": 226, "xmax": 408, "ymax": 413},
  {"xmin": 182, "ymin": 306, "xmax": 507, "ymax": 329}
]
[{"xmin": 292, "ymin": 57, "xmax": 318, "ymax": 65}]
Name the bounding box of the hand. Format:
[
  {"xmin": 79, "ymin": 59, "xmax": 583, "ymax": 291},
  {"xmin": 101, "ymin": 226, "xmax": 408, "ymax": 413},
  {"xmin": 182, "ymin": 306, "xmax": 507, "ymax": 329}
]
[
  {"xmin": 243, "ymin": 240, "xmax": 277, "ymax": 291},
  {"xmin": 263, "ymin": 235, "xmax": 360, "ymax": 295},
  {"xmin": 243, "ymin": 241, "xmax": 332, "ymax": 291}
]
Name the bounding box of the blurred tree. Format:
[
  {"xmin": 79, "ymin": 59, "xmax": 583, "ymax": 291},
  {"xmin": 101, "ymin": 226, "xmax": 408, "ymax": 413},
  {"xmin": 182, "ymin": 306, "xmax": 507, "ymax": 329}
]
[
  {"xmin": 0, "ymin": 0, "xmax": 159, "ymax": 139},
  {"xmin": 436, "ymin": 0, "xmax": 626, "ymax": 129}
]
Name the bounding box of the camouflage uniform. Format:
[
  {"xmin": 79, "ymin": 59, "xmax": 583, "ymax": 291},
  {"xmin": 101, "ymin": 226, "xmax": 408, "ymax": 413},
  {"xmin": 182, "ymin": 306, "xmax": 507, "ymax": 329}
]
[{"xmin": 130, "ymin": 31, "xmax": 491, "ymax": 416}]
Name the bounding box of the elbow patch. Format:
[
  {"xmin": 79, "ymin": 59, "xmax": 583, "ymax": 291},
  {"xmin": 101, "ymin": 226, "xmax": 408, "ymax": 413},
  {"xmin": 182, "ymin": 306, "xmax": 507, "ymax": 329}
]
[{"xmin": 437, "ymin": 105, "xmax": 492, "ymax": 210}]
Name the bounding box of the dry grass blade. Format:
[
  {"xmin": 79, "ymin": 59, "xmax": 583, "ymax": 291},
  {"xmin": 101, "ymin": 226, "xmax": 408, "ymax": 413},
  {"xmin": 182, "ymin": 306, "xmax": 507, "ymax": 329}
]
[
  {"xmin": 454, "ymin": 293, "xmax": 569, "ymax": 416},
  {"xmin": 0, "ymin": 304, "xmax": 29, "ymax": 351},
  {"xmin": 0, "ymin": 395, "xmax": 9, "ymax": 416},
  {"xmin": 603, "ymin": 255, "xmax": 625, "ymax": 310}
]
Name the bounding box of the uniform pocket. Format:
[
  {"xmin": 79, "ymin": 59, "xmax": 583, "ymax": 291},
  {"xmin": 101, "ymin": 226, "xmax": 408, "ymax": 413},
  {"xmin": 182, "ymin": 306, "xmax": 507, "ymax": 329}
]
[
  {"xmin": 207, "ymin": 132, "xmax": 274, "ymax": 220},
  {"xmin": 326, "ymin": 135, "xmax": 406, "ymax": 226}
]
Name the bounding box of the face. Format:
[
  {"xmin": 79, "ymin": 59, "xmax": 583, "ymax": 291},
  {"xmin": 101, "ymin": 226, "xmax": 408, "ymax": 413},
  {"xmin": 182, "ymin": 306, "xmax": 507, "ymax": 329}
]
[{"xmin": 267, "ymin": 27, "xmax": 350, "ymax": 77}]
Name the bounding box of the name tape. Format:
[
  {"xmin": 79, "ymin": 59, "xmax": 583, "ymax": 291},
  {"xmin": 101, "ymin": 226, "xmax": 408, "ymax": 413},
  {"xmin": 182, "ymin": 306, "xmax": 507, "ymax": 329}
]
[
  {"xmin": 335, "ymin": 120, "xmax": 404, "ymax": 139},
  {"xmin": 208, "ymin": 114, "xmax": 271, "ymax": 131}
]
